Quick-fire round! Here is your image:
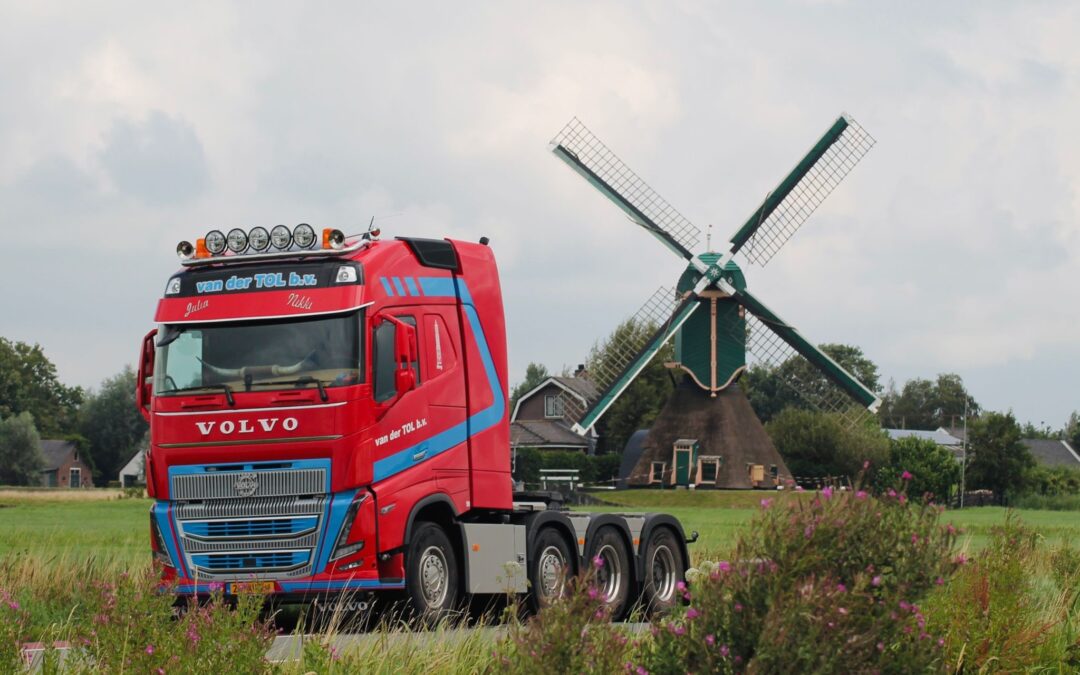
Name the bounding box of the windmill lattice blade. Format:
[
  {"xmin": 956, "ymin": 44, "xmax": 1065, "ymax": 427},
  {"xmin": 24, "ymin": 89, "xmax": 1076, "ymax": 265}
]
[
  {"xmin": 551, "ymin": 118, "xmax": 700, "ymax": 259},
  {"xmin": 562, "ymin": 287, "xmax": 697, "ymax": 434},
  {"xmin": 739, "ymin": 313, "xmax": 872, "ymax": 427},
  {"xmin": 736, "ymin": 115, "xmax": 875, "ymax": 266}
]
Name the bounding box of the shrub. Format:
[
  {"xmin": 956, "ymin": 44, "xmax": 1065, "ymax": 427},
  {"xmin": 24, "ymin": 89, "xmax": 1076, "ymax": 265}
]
[
  {"xmin": 636, "ymin": 476, "xmax": 958, "ymax": 673},
  {"xmin": 766, "ymin": 409, "xmax": 890, "ymax": 479},
  {"xmin": 877, "ymin": 436, "xmax": 960, "ymax": 503},
  {"xmin": 513, "ymin": 448, "xmax": 621, "ymax": 487},
  {"xmin": 495, "ymin": 570, "xmax": 631, "ymax": 674},
  {"xmin": 923, "ymin": 515, "xmax": 1078, "ymax": 672}
]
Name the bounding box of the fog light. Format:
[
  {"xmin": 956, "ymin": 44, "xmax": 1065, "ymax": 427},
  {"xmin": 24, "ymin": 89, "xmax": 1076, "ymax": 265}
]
[
  {"xmin": 176, "ymin": 241, "xmax": 195, "ymax": 261},
  {"xmin": 226, "ymin": 228, "xmax": 248, "ymax": 253},
  {"xmin": 248, "ymin": 226, "xmax": 270, "ymax": 252},
  {"xmin": 204, "ymin": 230, "xmax": 226, "ymax": 255},
  {"xmin": 294, "ymin": 223, "xmax": 316, "ymax": 249},
  {"xmin": 270, "ymin": 224, "xmax": 292, "ymax": 250}
]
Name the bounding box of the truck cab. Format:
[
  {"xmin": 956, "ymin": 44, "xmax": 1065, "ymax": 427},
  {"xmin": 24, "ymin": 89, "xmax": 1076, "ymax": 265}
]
[{"xmin": 139, "ymin": 225, "xmax": 688, "ymax": 619}]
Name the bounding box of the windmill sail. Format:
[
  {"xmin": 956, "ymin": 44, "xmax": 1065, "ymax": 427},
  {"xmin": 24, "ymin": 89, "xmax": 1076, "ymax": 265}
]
[
  {"xmin": 566, "ymin": 290, "xmax": 701, "ymax": 435},
  {"xmin": 733, "ymin": 286, "xmax": 881, "ymax": 422},
  {"xmin": 550, "ymin": 118, "xmax": 700, "ymax": 260},
  {"xmin": 728, "ymin": 115, "xmax": 875, "ymax": 266}
]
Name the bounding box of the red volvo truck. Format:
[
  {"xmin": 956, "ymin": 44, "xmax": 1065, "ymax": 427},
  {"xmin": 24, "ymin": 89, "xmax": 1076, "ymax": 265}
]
[{"xmin": 136, "ymin": 224, "xmax": 690, "ymax": 619}]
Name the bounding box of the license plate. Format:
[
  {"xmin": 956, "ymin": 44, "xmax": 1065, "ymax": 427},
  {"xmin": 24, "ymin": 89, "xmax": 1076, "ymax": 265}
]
[{"xmin": 230, "ymin": 581, "xmax": 276, "ymax": 595}]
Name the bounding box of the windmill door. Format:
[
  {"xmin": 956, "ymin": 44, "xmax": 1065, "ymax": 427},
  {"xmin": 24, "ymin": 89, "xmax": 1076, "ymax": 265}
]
[{"xmin": 671, "ymin": 439, "xmax": 699, "ymax": 487}]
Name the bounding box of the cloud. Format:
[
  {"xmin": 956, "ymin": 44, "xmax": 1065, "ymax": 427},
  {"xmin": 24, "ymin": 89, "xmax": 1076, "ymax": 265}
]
[{"xmin": 97, "ymin": 110, "xmax": 209, "ymax": 205}]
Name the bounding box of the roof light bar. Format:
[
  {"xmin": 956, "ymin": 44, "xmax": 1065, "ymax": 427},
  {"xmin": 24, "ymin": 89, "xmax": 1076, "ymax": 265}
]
[{"xmin": 175, "ymin": 224, "xmax": 364, "ymax": 266}]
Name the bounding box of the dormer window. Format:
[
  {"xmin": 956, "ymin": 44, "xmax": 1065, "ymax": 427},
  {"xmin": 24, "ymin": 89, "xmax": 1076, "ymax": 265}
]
[{"xmin": 544, "ymin": 395, "xmax": 564, "ymax": 419}]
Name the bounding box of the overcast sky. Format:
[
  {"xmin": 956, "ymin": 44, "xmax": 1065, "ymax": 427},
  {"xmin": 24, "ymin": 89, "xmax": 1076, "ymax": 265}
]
[{"xmin": 1, "ymin": 1, "xmax": 1077, "ymax": 429}]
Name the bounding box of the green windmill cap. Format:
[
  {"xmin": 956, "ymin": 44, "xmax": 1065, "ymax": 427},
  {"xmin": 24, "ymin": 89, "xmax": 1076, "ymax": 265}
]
[{"xmin": 677, "ymin": 252, "xmax": 746, "ymax": 294}]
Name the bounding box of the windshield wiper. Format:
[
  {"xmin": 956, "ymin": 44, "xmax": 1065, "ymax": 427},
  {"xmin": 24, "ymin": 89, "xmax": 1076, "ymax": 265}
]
[
  {"xmin": 160, "ymin": 384, "xmax": 236, "ymax": 406},
  {"xmin": 249, "ymin": 376, "xmax": 329, "ymax": 402}
]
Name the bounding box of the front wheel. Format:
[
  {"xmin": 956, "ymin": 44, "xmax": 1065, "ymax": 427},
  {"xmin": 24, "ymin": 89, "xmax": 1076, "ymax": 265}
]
[{"xmin": 405, "ymin": 522, "xmax": 460, "ymax": 623}]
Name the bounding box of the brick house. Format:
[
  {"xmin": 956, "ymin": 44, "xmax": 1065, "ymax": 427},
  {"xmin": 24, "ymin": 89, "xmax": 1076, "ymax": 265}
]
[{"xmin": 40, "ymin": 440, "xmax": 95, "ymax": 488}]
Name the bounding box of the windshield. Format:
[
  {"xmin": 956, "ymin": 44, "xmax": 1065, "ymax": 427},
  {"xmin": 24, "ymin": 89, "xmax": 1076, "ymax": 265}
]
[{"xmin": 155, "ymin": 311, "xmax": 363, "ymax": 396}]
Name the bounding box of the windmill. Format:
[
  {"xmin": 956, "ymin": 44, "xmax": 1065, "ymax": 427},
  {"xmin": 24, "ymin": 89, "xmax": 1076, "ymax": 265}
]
[{"xmin": 549, "ymin": 114, "xmax": 882, "ymax": 488}]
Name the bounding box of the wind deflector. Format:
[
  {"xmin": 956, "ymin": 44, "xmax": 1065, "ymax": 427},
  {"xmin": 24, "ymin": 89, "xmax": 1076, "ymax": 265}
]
[{"xmin": 397, "ymin": 237, "xmax": 460, "ymax": 271}]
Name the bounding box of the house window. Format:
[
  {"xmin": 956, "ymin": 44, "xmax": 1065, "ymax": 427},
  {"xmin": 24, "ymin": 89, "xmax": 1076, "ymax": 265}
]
[
  {"xmin": 650, "ymin": 462, "xmax": 666, "ymax": 484},
  {"xmin": 69, "ymin": 467, "xmax": 81, "ymax": 488},
  {"xmin": 698, "ymin": 456, "xmax": 721, "ymax": 485},
  {"xmin": 544, "ymin": 395, "xmax": 564, "ymax": 418}
]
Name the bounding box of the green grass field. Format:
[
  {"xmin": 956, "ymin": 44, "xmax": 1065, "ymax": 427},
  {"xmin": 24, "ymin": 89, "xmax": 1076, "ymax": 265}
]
[
  {"xmin": 3, "ymin": 488, "xmax": 1080, "ymax": 572},
  {"xmin": 580, "ymin": 489, "xmax": 1080, "ymax": 562}
]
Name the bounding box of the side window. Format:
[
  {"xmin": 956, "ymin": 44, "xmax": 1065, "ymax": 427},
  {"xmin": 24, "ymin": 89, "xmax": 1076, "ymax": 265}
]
[
  {"xmin": 544, "ymin": 395, "xmax": 564, "ymax": 418},
  {"xmin": 373, "ymin": 321, "xmax": 396, "ymax": 402}
]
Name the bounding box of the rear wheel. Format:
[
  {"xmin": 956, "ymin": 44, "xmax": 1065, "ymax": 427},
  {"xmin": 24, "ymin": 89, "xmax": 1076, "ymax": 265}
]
[
  {"xmin": 528, "ymin": 527, "xmax": 574, "ymax": 611},
  {"xmin": 586, "ymin": 526, "xmax": 632, "ymax": 620},
  {"xmin": 405, "ymin": 522, "xmax": 459, "ymax": 623},
  {"xmin": 641, "ymin": 527, "xmax": 685, "ymax": 616}
]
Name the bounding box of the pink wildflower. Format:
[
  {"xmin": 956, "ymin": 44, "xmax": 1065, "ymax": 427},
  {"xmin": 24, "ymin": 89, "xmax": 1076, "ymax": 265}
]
[
  {"xmin": 734, "ymin": 602, "xmax": 743, "ymax": 612},
  {"xmin": 705, "ymin": 634, "xmax": 715, "ymax": 646},
  {"xmin": 855, "ymin": 490, "xmax": 867, "ymax": 500},
  {"xmin": 938, "ymin": 638, "xmax": 945, "ymax": 647},
  {"xmin": 836, "ymin": 583, "xmax": 847, "ymax": 593},
  {"xmin": 717, "ymin": 561, "xmax": 731, "ymax": 573},
  {"xmin": 872, "ymin": 576, "xmax": 882, "ymax": 587},
  {"xmin": 887, "ymin": 488, "xmax": 897, "ymax": 498},
  {"xmin": 935, "ymin": 577, "xmax": 945, "ymax": 586},
  {"xmin": 821, "ymin": 486, "xmax": 833, "ymax": 499},
  {"xmin": 899, "ymin": 494, "xmax": 907, "ymax": 504},
  {"xmin": 838, "ymin": 607, "xmax": 848, "ymax": 615},
  {"xmin": 901, "ymin": 470, "xmax": 913, "ymax": 481},
  {"xmin": 911, "ymin": 533, "xmax": 919, "ymax": 544},
  {"xmin": 795, "ymin": 485, "xmax": 804, "ymax": 492},
  {"xmin": 146, "ymin": 644, "xmax": 155, "ymax": 655},
  {"xmin": 760, "ymin": 498, "xmax": 773, "ymax": 509},
  {"xmin": 863, "ymin": 460, "xmax": 871, "ymax": 469},
  {"xmin": 686, "ymin": 607, "xmax": 699, "ymax": 620},
  {"xmin": 877, "ymin": 642, "xmax": 884, "ymax": 652},
  {"xmin": 593, "ymin": 555, "xmax": 604, "ymax": 569},
  {"xmin": 588, "ymin": 586, "xmax": 599, "ymax": 600},
  {"xmin": 673, "ymin": 625, "xmax": 685, "ymax": 636},
  {"xmin": 676, "ymin": 580, "xmax": 686, "ymax": 592},
  {"xmin": 720, "ymin": 645, "xmax": 730, "ymax": 657}
]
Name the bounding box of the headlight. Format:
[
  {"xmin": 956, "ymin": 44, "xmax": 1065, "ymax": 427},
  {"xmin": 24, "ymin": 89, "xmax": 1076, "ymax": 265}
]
[
  {"xmin": 248, "ymin": 227, "xmax": 270, "ymax": 252},
  {"xmin": 204, "ymin": 230, "xmax": 226, "ymax": 255},
  {"xmin": 165, "ymin": 278, "xmax": 182, "ymax": 295},
  {"xmin": 270, "ymin": 224, "xmax": 292, "ymax": 250},
  {"xmin": 226, "ymin": 228, "xmax": 248, "ymax": 253},
  {"xmin": 323, "ymin": 228, "xmax": 346, "ymax": 250},
  {"xmin": 294, "ymin": 223, "xmax": 316, "ymax": 249}
]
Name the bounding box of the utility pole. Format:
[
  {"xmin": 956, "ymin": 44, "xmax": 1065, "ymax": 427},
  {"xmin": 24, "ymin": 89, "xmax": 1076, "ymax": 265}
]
[{"xmin": 960, "ymin": 399, "xmax": 968, "ymax": 508}]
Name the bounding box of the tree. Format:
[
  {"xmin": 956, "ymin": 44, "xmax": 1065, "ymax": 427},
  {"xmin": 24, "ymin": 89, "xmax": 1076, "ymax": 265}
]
[
  {"xmin": 880, "ymin": 436, "xmax": 960, "ymax": 502},
  {"xmin": 743, "ymin": 344, "xmax": 881, "ymax": 423},
  {"xmin": 1065, "ymin": 411, "xmax": 1080, "ymax": 448},
  {"xmin": 510, "ymin": 362, "xmax": 550, "ymax": 411},
  {"xmin": 965, "ymin": 411, "xmax": 1034, "ymax": 498},
  {"xmin": 586, "ymin": 318, "xmax": 674, "ymax": 455},
  {"xmin": 0, "ymin": 412, "xmax": 45, "ymax": 486},
  {"xmin": 0, "ymin": 337, "xmax": 83, "ymax": 436},
  {"xmin": 877, "ymin": 373, "xmax": 979, "ymax": 430},
  {"xmin": 78, "ymin": 366, "xmax": 148, "ymax": 483},
  {"xmin": 765, "ymin": 408, "xmax": 890, "ymax": 479}
]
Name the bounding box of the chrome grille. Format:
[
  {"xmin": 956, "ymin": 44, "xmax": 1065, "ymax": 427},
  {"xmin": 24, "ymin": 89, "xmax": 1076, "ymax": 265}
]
[
  {"xmin": 174, "ymin": 495, "xmax": 327, "ymax": 581},
  {"xmin": 171, "ymin": 468, "xmax": 325, "ymax": 501}
]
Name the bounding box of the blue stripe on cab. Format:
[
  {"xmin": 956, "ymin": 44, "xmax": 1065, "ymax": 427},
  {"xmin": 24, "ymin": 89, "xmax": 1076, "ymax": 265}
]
[
  {"xmin": 391, "ymin": 277, "xmax": 406, "ymax": 296},
  {"xmin": 372, "ymin": 277, "xmax": 504, "ymax": 483},
  {"xmin": 404, "ymin": 277, "xmax": 420, "ymax": 296},
  {"xmin": 379, "ymin": 277, "xmax": 394, "ymax": 296}
]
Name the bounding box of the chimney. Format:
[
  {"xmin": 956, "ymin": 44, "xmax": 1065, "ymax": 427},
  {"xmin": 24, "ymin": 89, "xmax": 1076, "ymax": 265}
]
[{"xmin": 574, "ymin": 363, "xmax": 587, "ymax": 378}]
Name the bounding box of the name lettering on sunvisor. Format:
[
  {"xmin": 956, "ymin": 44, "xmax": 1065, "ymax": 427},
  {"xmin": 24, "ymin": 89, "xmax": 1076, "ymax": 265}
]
[{"xmin": 166, "ymin": 262, "xmax": 362, "ymax": 298}]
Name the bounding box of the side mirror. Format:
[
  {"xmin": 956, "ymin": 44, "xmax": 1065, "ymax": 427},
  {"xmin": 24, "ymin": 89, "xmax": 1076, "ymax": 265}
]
[{"xmin": 136, "ymin": 329, "xmax": 157, "ymax": 421}]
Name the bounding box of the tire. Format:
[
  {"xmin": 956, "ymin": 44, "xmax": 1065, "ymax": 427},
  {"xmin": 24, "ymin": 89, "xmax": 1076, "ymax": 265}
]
[
  {"xmin": 405, "ymin": 522, "xmax": 460, "ymax": 623},
  {"xmin": 585, "ymin": 526, "xmax": 633, "ymax": 620},
  {"xmin": 641, "ymin": 527, "xmax": 685, "ymax": 617},
  {"xmin": 528, "ymin": 527, "xmax": 574, "ymax": 612}
]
